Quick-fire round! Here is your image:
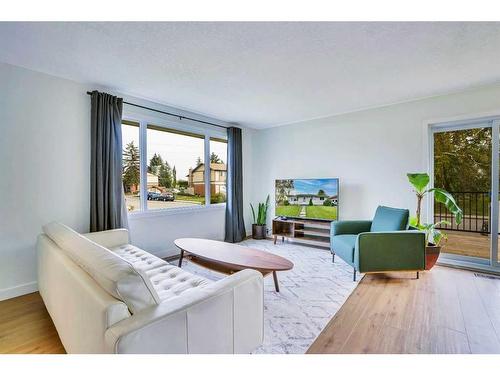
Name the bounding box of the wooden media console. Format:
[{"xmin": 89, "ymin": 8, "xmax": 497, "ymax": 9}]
[{"xmin": 272, "ymin": 217, "xmax": 332, "ymax": 249}]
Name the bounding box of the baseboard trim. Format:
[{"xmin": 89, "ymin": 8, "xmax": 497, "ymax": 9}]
[{"xmin": 0, "ymin": 281, "xmax": 38, "ymax": 301}]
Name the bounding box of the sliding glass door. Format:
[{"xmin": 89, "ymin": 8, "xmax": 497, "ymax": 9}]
[
  {"xmin": 431, "ymin": 118, "xmax": 500, "ymax": 268},
  {"xmin": 494, "ymin": 123, "xmax": 500, "ymax": 266}
]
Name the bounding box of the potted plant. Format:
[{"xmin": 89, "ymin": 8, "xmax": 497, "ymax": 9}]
[
  {"xmin": 407, "ymin": 173, "xmax": 463, "ymax": 270},
  {"xmin": 250, "ymin": 195, "xmax": 270, "ymax": 240}
]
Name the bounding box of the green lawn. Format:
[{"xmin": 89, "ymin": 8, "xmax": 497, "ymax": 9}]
[
  {"xmin": 276, "ymin": 205, "xmax": 302, "ymax": 217},
  {"xmin": 175, "ymin": 194, "xmax": 205, "ymax": 204},
  {"xmin": 305, "ymin": 206, "xmax": 338, "ymax": 220}
]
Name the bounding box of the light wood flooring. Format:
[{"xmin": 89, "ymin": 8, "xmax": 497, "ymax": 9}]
[
  {"xmin": 0, "ymin": 292, "xmax": 65, "ymax": 353},
  {"xmin": 1, "ymin": 266, "xmax": 500, "ymax": 354},
  {"xmin": 307, "ymin": 266, "xmax": 500, "ymax": 354}
]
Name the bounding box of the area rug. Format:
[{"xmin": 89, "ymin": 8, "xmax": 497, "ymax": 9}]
[{"xmin": 179, "ymin": 239, "xmax": 360, "ymax": 354}]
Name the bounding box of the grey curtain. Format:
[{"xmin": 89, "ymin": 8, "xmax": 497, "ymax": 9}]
[
  {"xmin": 225, "ymin": 126, "xmax": 246, "ymax": 242},
  {"xmin": 90, "ymin": 91, "xmax": 128, "ymax": 232}
]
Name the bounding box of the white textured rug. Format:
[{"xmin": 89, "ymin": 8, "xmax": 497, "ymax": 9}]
[{"xmin": 179, "ymin": 239, "xmax": 360, "ymax": 354}]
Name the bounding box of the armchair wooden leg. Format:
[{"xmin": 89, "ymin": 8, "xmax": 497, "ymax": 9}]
[
  {"xmin": 353, "ymin": 269, "xmax": 357, "ymax": 282},
  {"xmin": 416, "ymin": 271, "xmax": 419, "ymax": 280},
  {"xmin": 332, "ymin": 253, "xmax": 335, "ymax": 263}
]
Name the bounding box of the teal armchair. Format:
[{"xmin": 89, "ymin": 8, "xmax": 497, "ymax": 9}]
[{"xmin": 331, "ymin": 206, "xmax": 425, "ymax": 281}]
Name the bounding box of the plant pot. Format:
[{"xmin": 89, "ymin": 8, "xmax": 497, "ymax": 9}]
[
  {"xmin": 252, "ymin": 224, "xmax": 267, "ymax": 240},
  {"xmin": 425, "ymin": 245, "xmax": 441, "ymax": 270}
]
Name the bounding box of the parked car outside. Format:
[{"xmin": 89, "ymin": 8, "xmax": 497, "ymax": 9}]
[
  {"xmin": 157, "ymin": 192, "xmax": 175, "ymax": 201},
  {"xmin": 147, "ymin": 192, "xmax": 161, "ymax": 200}
]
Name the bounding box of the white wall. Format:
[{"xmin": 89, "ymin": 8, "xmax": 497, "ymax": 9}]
[
  {"xmin": 5, "ymin": 58, "xmax": 500, "ymax": 301},
  {"xmin": 250, "ymin": 85, "xmax": 500, "ymax": 229},
  {"xmin": 0, "ymin": 63, "xmax": 246, "ymax": 300},
  {"xmin": 0, "ymin": 63, "xmax": 91, "ymax": 299},
  {"xmin": 128, "ymin": 207, "xmax": 226, "ymax": 258}
]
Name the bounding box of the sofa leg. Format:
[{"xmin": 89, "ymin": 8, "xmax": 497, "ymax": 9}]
[
  {"xmin": 416, "ymin": 271, "xmax": 419, "ymax": 280},
  {"xmin": 353, "ymin": 269, "xmax": 357, "ymax": 282},
  {"xmin": 332, "ymin": 253, "xmax": 335, "ymax": 263}
]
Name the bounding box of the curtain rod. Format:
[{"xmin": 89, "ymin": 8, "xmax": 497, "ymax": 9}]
[{"xmin": 86, "ymin": 91, "xmax": 228, "ymax": 130}]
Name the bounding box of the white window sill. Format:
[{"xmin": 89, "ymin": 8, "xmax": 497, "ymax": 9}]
[{"xmin": 127, "ymin": 203, "xmax": 226, "ymax": 220}]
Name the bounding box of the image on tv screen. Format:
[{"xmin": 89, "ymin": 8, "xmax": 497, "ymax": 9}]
[{"xmin": 275, "ymin": 178, "xmax": 339, "ymax": 220}]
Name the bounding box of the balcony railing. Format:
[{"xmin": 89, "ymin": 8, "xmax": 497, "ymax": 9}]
[{"xmin": 434, "ymin": 191, "xmax": 496, "ymax": 234}]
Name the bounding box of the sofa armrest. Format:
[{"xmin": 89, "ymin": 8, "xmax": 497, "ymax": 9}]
[
  {"xmin": 83, "ymin": 229, "xmax": 130, "ymax": 248},
  {"xmin": 355, "ymin": 230, "xmax": 425, "ymax": 273},
  {"xmin": 104, "ymin": 269, "xmax": 264, "ymax": 354},
  {"xmin": 331, "ymin": 220, "xmax": 372, "ymax": 236}
]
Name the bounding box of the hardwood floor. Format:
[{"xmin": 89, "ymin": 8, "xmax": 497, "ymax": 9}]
[
  {"xmin": 0, "ymin": 292, "xmax": 65, "ymax": 354},
  {"xmin": 1, "ymin": 266, "xmax": 499, "ymax": 354},
  {"xmin": 307, "ymin": 266, "xmax": 500, "ymax": 354}
]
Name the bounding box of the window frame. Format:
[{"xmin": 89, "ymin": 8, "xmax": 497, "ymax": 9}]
[
  {"xmin": 122, "ymin": 108, "xmax": 227, "ymax": 218},
  {"xmin": 121, "ymin": 120, "xmax": 141, "ymax": 212},
  {"xmin": 209, "ymin": 136, "xmax": 229, "ymax": 203}
]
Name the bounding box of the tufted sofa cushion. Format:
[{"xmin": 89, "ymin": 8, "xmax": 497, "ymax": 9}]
[
  {"xmin": 110, "ymin": 244, "xmax": 211, "ymax": 302},
  {"xmin": 111, "ymin": 243, "xmax": 167, "ymax": 272},
  {"xmin": 42, "ymin": 222, "xmax": 161, "ymax": 314}
]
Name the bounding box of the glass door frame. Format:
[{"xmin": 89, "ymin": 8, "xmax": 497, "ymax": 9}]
[{"xmin": 429, "ymin": 116, "xmax": 500, "ymax": 269}]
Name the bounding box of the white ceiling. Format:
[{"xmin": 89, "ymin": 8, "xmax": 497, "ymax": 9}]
[{"xmin": 2, "ymin": 22, "xmax": 500, "ymax": 129}]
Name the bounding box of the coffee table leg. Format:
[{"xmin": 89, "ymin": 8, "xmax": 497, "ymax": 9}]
[
  {"xmin": 178, "ymin": 250, "xmax": 184, "ymax": 267},
  {"xmin": 273, "ymin": 271, "xmax": 280, "ymax": 293}
]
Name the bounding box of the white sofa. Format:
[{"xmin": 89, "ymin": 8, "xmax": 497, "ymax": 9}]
[{"xmin": 37, "ymin": 222, "xmax": 264, "ymax": 354}]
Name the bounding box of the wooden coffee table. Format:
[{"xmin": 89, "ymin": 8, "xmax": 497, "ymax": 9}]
[{"xmin": 174, "ymin": 238, "xmax": 294, "ymax": 292}]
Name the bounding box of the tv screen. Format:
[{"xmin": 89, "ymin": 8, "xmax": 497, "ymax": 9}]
[{"xmin": 275, "ymin": 178, "xmax": 339, "ymax": 221}]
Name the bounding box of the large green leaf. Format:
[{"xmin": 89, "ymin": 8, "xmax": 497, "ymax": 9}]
[
  {"xmin": 433, "ymin": 220, "xmax": 451, "ymax": 227},
  {"xmin": 428, "ymin": 226, "xmax": 447, "ymax": 246},
  {"xmin": 258, "ymin": 202, "xmax": 266, "ymax": 224},
  {"xmin": 252, "ymin": 195, "xmax": 271, "ymax": 225},
  {"xmin": 409, "ymin": 216, "xmax": 419, "ymax": 228},
  {"xmin": 430, "ymin": 188, "xmax": 463, "ymax": 225},
  {"xmin": 407, "ymin": 173, "xmax": 430, "ymax": 194},
  {"xmin": 250, "ymin": 203, "xmax": 256, "ymax": 224}
]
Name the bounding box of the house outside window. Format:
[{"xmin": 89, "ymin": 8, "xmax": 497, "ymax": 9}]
[
  {"xmin": 209, "ymin": 137, "xmax": 227, "ymax": 203},
  {"xmin": 121, "ymin": 112, "xmax": 227, "ymax": 214}
]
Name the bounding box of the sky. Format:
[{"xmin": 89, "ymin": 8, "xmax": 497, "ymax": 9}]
[
  {"xmin": 122, "ymin": 124, "xmax": 227, "ymax": 180},
  {"xmin": 290, "ymin": 178, "xmax": 338, "ymax": 196}
]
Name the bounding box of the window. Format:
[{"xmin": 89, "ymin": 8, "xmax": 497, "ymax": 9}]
[
  {"xmin": 209, "ymin": 138, "xmax": 228, "ymax": 203},
  {"xmin": 147, "ymin": 125, "xmax": 206, "ymax": 209},
  {"xmin": 121, "ymin": 115, "xmax": 227, "ymax": 215},
  {"xmin": 121, "ymin": 121, "xmax": 141, "ymax": 212}
]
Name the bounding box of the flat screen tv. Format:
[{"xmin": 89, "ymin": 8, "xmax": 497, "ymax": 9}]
[{"xmin": 275, "ymin": 178, "xmax": 339, "ymax": 221}]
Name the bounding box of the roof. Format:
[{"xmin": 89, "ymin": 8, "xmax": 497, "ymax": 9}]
[
  {"xmin": 210, "ymin": 163, "xmax": 227, "ymax": 171},
  {"xmin": 190, "ymin": 163, "xmax": 227, "ymax": 174}
]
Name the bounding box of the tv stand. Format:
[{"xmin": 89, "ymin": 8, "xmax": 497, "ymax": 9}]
[{"xmin": 272, "ymin": 217, "xmax": 331, "ymax": 249}]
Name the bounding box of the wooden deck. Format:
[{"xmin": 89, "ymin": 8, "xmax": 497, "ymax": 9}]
[{"xmin": 442, "ymin": 230, "xmax": 491, "ymax": 259}]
